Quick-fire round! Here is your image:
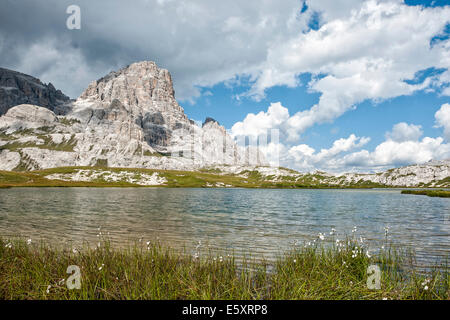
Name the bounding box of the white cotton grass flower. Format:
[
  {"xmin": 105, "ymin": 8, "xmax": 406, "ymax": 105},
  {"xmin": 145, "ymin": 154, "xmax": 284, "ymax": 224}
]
[
  {"xmin": 330, "ymin": 228, "xmax": 336, "ymax": 235},
  {"xmin": 318, "ymin": 233, "xmax": 325, "ymax": 241},
  {"xmin": 5, "ymin": 242, "xmax": 12, "ymax": 248},
  {"xmin": 72, "ymin": 248, "xmax": 78, "ymax": 254},
  {"xmin": 58, "ymin": 279, "xmax": 65, "ymax": 286},
  {"xmin": 46, "ymin": 285, "xmax": 51, "ymax": 294},
  {"xmin": 27, "ymin": 238, "xmax": 32, "ymax": 245},
  {"xmin": 384, "ymin": 226, "xmax": 389, "ymax": 236},
  {"xmin": 421, "ymin": 279, "xmax": 431, "ymax": 291},
  {"xmin": 352, "ymin": 226, "xmax": 357, "ymax": 233},
  {"xmin": 293, "ymin": 259, "xmax": 297, "ymax": 263},
  {"xmin": 98, "ymin": 263, "xmax": 105, "ymax": 271},
  {"xmin": 366, "ymin": 250, "xmax": 371, "ymax": 258}
]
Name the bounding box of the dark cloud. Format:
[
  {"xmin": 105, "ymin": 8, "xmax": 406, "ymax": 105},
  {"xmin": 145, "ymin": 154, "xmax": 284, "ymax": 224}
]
[{"xmin": 0, "ymin": 0, "xmax": 304, "ymax": 99}]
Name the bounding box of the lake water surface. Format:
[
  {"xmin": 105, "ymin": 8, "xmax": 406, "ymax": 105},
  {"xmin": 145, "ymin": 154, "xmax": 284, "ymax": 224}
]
[{"xmin": 0, "ymin": 187, "xmax": 449, "ymax": 266}]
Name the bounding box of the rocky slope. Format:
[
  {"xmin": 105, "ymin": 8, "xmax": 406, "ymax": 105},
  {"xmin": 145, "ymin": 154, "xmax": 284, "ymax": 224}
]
[
  {"xmin": 335, "ymin": 159, "xmax": 450, "ymax": 187},
  {"xmin": 207, "ymin": 159, "xmax": 450, "ymax": 188},
  {"xmin": 0, "ymin": 67, "xmax": 70, "ymax": 116},
  {"xmin": 0, "ymin": 62, "xmax": 266, "ymax": 171}
]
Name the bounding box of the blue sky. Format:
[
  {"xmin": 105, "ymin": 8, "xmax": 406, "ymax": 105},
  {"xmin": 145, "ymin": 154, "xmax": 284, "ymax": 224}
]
[
  {"xmin": 183, "ymin": 69, "xmax": 448, "ymax": 155},
  {"xmin": 179, "ymin": 0, "xmax": 450, "ymax": 172},
  {"xmin": 1, "ymin": 0, "xmax": 450, "ymax": 172}
]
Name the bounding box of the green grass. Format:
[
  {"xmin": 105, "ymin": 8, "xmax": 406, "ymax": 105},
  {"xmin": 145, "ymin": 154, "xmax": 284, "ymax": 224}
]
[
  {"xmin": 0, "ymin": 166, "xmax": 375, "ymax": 188},
  {"xmin": 0, "ymin": 238, "xmax": 448, "ymax": 300},
  {"xmin": 59, "ymin": 117, "xmax": 81, "ymax": 126},
  {"xmin": 401, "ymin": 190, "xmax": 450, "ymax": 198},
  {"xmin": 0, "ymin": 134, "xmax": 77, "ymax": 153},
  {"xmin": 0, "ymin": 166, "xmax": 448, "ymax": 190}
]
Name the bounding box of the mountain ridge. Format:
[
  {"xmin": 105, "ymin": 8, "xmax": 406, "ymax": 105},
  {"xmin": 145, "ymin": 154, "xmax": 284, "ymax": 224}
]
[
  {"xmin": 0, "ymin": 67, "xmax": 70, "ymax": 116},
  {"xmin": 0, "ymin": 62, "xmax": 267, "ymax": 171}
]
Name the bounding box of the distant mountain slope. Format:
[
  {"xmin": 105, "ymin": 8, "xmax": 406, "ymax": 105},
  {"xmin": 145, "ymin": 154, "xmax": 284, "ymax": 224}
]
[
  {"xmin": 207, "ymin": 159, "xmax": 450, "ymax": 188},
  {"xmin": 0, "ymin": 67, "xmax": 70, "ymax": 115},
  {"xmin": 332, "ymin": 160, "xmax": 450, "ymax": 187}
]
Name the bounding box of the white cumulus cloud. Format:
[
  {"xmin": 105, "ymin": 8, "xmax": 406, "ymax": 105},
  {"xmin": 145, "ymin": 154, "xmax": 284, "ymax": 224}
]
[
  {"xmin": 231, "ymin": 102, "xmax": 290, "ymax": 138},
  {"xmin": 283, "ymin": 122, "xmax": 450, "ymax": 173},
  {"xmin": 385, "ymin": 122, "xmax": 423, "ymax": 142},
  {"xmin": 248, "ymin": 1, "xmax": 450, "ymax": 139},
  {"xmin": 435, "ymin": 103, "xmax": 450, "ymax": 140},
  {"xmin": 287, "ymin": 134, "xmax": 371, "ymax": 172}
]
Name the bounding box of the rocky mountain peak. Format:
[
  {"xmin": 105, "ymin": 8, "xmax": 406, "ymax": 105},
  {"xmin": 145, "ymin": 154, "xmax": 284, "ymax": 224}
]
[
  {"xmin": 0, "ymin": 62, "xmax": 268, "ymax": 171},
  {"xmin": 74, "ymin": 61, "xmax": 190, "ymax": 141},
  {"xmin": 203, "ymin": 117, "xmax": 219, "ymax": 127},
  {"xmin": 0, "ymin": 67, "xmax": 70, "ymax": 116},
  {"xmin": 202, "ymin": 117, "xmax": 227, "ymax": 136},
  {"xmin": 79, "ymin": 61, "xmax": 175, "ymax": 107}
]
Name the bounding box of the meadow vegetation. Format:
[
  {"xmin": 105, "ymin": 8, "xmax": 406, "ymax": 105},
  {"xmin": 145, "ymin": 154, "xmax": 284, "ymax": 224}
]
[
  {"xmin": 0, "ymin": 238, "xmax": 448, "ymax": 300},
  {"xmin": 401, "ymin": 189, "xmax": 450, "ymax": 198},
  {"xmin": 0, "ymin": 166, "xmax": 389, "ymax": 189}
]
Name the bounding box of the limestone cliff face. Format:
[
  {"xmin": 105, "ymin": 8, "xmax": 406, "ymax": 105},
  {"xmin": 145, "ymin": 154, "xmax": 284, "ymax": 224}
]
[
  {"xmin": 0, "ymin": 67, "xmax": 70, "ymax": 116},
  {"xmin": 72, "ymin": 61, "xmax": 192, "ymax": 153},
  {"xmin": 0, "ymin": 62, "xmax": 267, "ymax": 171}
]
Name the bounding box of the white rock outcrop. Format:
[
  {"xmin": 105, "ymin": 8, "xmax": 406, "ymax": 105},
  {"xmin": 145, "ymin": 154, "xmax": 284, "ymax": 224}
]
[{"xmin": 46, "ymin": 169, "xmax": 167, "ymax": 186}]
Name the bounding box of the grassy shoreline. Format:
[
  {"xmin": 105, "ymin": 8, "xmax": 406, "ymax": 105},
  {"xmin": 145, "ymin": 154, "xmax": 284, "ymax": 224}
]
[
  {"xmin": 0, "ymin": 166, "xmax": 380, "ymax": 189},
  {"xmin": 1, "ymin": 166, "xmax": 447, "ymax": 189},
  {"xmin": 401, "ymin": 189, "xmax": 450, "ymax": 198},
  {"xmin": 0, "ymin": 238, "xmax": 448, "ymax": 300}
]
